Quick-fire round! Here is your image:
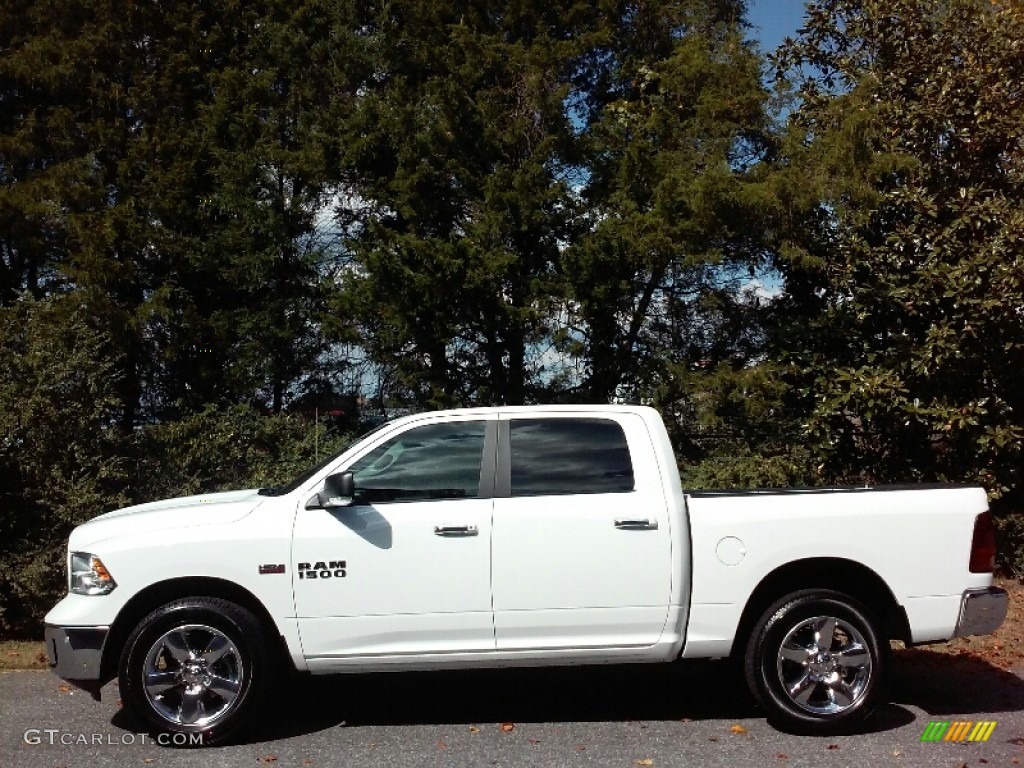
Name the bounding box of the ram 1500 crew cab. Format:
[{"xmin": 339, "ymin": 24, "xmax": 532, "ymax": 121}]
[{"xmin": 44, "ymin": 405, "xmax": 1008, "ymax": 742}]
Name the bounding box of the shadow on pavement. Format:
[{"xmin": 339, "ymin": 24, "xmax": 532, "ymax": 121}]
[
  {"xmin": 109, "ymin": 650, "xmax": 1021, "ymax": 745},
  {"xmin": 282, "ymin": 660, "xmax": 755, "ymax": 729},
  {"xmin": 890, "ymin": 647, "xmax": 1024, "ymax": 716},
  {"xmin": 244, "ymin": 658, "xmax": 916, "ymax": 743}
]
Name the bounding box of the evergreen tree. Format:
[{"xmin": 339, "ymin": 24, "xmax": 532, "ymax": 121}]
[
  {"xmin": 1, "ymin": 0, "xmax": 347, "ymax": 422},
  {"xmin": 334, "ymin": 0, "xmax": 591, "ymax": 407},
  {"xmin": 154, "ymin": 0, "xmax": 343, "ymax": 414},
  {"xmin": 332, "ymin": 0, "xmax": 780, "ymax": 412},
  {"xmin": 567, "ymin": 0, "xmax": 777, "ymax": 406}
]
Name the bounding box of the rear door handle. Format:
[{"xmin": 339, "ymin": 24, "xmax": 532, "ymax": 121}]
[
  {"xmin": 434, "ymin": 525, "xmax": 478, "ymax": 537},
  {"xmin": 614, "ymin": 518, "xmax": 658, "ymax": 530}
]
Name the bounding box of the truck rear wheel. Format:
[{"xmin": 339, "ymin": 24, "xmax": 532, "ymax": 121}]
[
  {"xmin": 744, "ymin": 589, "xmax": 886, "ymax": 734},
  {"xmin": 119, "ymin": 597, "xmax": 270, "ymax": 745}
]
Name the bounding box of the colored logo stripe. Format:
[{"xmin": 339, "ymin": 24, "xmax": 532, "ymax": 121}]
[
  {"xmin": 969, "ymin": 721, "xmax": 997, "ymax": 742},
  {"xmin": 945, "ymin": 721, "xmax": 972, "ymax": 741},
  {"xmin": 920, "ymin": 721, "xmax": 996, "ymax": 742}
]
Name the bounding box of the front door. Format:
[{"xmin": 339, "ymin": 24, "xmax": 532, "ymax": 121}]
[{"xmin": 292, "ymin": 417, "xmax": 496, "ymax": 661}]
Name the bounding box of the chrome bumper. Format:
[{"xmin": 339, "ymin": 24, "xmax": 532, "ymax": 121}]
[
  {"xmin": 954, "ymin": 587, "xmax": 1009, "ymax": 638},
  {"xmin": 44, "ymin": 624, "xmax": 109, "ymax": 700}
]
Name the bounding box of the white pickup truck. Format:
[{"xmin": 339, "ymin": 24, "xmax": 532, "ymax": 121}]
[{"xmin": 45, "ymin": 405, "xmax": 1008, "ymax": 742}]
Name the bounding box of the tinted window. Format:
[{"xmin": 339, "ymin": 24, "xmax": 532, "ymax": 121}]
[
  {"xmin": 348, "ymin": 421, "xmax": 486, "ymax": 503},
  {"xmin": 510, "ymin": 418, "xmax": 634, "ymax": 496}
]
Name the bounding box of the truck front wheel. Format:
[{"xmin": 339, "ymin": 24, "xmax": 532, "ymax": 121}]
[
  {"xmin": 119, "ymin": 597, "xmax": 270, "ymax": 744},
  {"xmin": 744, "ymin": 589, "xmax": 886, "ymax": 734}
]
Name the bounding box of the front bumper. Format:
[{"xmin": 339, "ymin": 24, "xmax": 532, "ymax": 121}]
[
  {"xmin": 954, "ymin": 587, "xmax": 1009, "ymax": 638},
  {"xmin": 44, "ymin": 625, "xmax": 109, "ymax": 700}
]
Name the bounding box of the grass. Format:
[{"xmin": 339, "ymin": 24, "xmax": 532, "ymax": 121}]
[
  {"xmin": 3, "ymin": 578, "xmax": 1021, "ymax": 672},
  {"xmin": 0, "ymin": 639, "xmax": 49, "ymax": 671}
]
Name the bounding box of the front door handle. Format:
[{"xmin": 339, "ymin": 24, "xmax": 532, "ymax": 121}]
[
  {"xmin": 434, "ymin": 524, "xmax": 478, "ymax": 536},
  {"xmin": 614, "ymin": 518, "xmax": 658, "ymax": 530}
]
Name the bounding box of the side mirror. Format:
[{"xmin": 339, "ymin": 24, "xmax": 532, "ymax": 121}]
[{"xmin": 305, "ymin": 471, "xmax": 356, "ymax": 510}]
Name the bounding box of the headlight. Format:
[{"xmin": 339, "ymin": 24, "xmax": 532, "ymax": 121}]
[{"xmin": 69, "ymin": 552, "xmax": 117, "ymax": 595}]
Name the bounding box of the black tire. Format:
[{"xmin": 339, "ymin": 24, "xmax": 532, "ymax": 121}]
[
  {"xmin": 119, "ymin": 597, "xmax": 272, "ymax": 745},
  {"xmin": 744, "ymin": 589, "xmax": 887, "ymax": 735}
]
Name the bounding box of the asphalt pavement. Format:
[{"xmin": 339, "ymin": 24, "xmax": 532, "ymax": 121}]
[{"xmin": 2, "ymin": 649, "xmax": 1022, "ymax": 768}]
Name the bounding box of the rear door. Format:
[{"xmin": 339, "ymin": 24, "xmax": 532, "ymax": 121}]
[{"xmin": 490, "ymin": 412, "xmax": 672, "ymax": 650}]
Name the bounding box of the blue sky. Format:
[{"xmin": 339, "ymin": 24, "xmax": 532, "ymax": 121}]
[{"xmin": 747, "ymin": 0, "xmax": 808, "ymax": 52}]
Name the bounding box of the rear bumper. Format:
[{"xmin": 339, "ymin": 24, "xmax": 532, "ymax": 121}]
[
  {"xmin": 954, "ymin": 587, "xmax": 1009, "ymax": 638},
  {"xmin": 44, "ymin": 624, "xmax": 109, "ymax": 700}
]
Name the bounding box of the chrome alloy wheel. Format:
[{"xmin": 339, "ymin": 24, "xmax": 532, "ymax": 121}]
[
  {"xmin": 775, "ymin": 615, "xmax": 872, "ymax": 715},
  {"xmin": 141, "ymin": 623, "xmax": 244, "ymax": 727}
]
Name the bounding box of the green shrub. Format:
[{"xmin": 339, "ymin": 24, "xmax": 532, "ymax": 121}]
[
  {"xmin": 0, "ymin": 296, "xmax": 126, "ymax": 637},
  {"xmin": 132, "ymin": 404, "xmax": 351, "ymax": 502},
  {"xmin": 681, "ymin": 446, "xmax": 819, "ymax": 490},
  {"xmin": 0, "ymin": 296, "xmax": 350, "ymax": 637},
  {"xmin": 994, "ymin": 511, "xmax": 1024, "ymax": 578}
]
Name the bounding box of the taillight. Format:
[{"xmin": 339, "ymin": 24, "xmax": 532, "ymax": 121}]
[{"xmin": 969, "ymin": 512, "xmax": 997, "ymax": 573}]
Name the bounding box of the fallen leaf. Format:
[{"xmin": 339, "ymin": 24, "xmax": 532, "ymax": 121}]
[
  {"xmin": 36, "ymin": 652, "xmax": 47, "ymax": 664},
  {"xmin": 776, "ymin": 755, "xmax": 788, "ymax": 761},
  {"xmin": 437, "ymin": 740, "xmax": 447, "ymax": 749},
  {"xmin": 826, "ymin": 744, "xmax": 839, "ymax": 750},
  {"xmin": 469, "ymin": 726, "xmax": 481, "ymax": 734},
  {"xmin": 891, "ymin": 749, "xmax": 903, "ymax": 758},
  {"xmin": 680, "ymin": 717, "xmax": 692, "ymax": 723},
  {"xmin": 257, "ymin": 757, "xmax": 278, "ymax": 764},
  {"xmin": 58, "ymin": 684, "xmax": 72, "ymax": 693},
  {"xmin": 528, "ymin": 738, "xmax": 541, "ymax": 746},
  {"xmin": 143, "ymin": 760, "xmax": 155, "ymax": 765},
  {"xmin": 979, "ymin": 760, "xmax": 989, "ymax": 765},
  {"xmin": 500, "ymin": 722, "xmax": 515, "ymax": 732},
  {"xmin": 730, "ymin": 724, "xmax": 747, "ymax": 734},
  {"xmin": 7, "ymin": 651, "xmax": 20, "ymax": 656},
  {"xmin": 303, "ymin": 761, "xmax": 314, "ymax": 766},
  {"xmin": 635, "ymin": 760, "xmax": 653, "ymax": 766},
  {"xmin": 708, "ymin": 737, "xmax": 719, "ymax": 742},
  {"xmin": 575, "ymin": 745, "xmax": 586, "ymax": 751}
]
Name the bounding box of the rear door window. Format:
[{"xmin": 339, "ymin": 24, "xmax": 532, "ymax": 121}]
[{"xmin": 510, "ymin": 418, "xmax": 634, "ymax": 496}]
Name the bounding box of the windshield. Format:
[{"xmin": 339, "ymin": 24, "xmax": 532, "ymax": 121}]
[{"xmin": 258, "ymin": 422, "xmax": 392, "ymax": 497}]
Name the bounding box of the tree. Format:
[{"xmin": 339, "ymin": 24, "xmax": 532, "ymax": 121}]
[
  {"xmin": 0, "ymin": 0, "xmax": 79, "ymax": 304},
  {"xmin": 1, "ymin": 0, "xmax": 348, "ymax": 423},
  {"xmin": 333, "ymin": 0, "xmax": 781, "ymax": 413},
  {"xmin": 333, "ymin": 0, "xmax": 590, "ymax": 407},
  {"xmin": 777, "ymin": 0, "xmax": 1024, "ymax": 496},
  {"xmin": 566, "ymin": 0, "xmax": 778, "ymax": 406},
  {"xmin": 152, "ymin": 0, "xmax": 344, "ymax": 415}
]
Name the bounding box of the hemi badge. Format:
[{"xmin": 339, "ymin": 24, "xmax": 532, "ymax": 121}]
[{"xmin": 258, "ymin": 564, "xmax": 286, "ymax": 575}]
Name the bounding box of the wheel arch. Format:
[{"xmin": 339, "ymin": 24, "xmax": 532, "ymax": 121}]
[
  {"xmin": 729, "ymin": 558, "xmax": 911, "ymax": 658},
  {"xmin": 101, "ymin": 577, "xmax": 294, "ymax": 683}
]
